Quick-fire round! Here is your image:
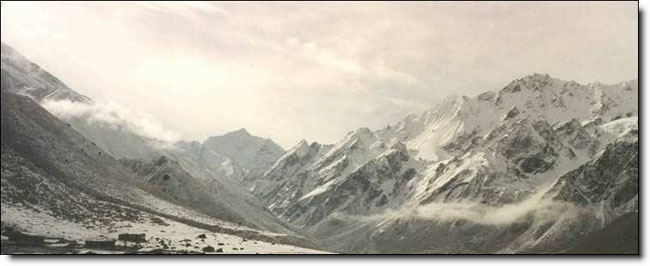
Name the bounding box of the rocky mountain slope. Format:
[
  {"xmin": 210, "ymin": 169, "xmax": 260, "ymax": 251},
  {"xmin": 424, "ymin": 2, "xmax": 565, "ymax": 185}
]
[
  {"xmin": 254, "ymin": 73, "xmax": 638, "ymax": 253},
  {"xmin": 561, "ymin": 212, "xmax": 638, "ymax": 254},
  {"xmin": 0, "ymin": 43, "xmax": 320, "ymax": 254},
  {"xmin": 2, "ymin": 42, "xmax": 285, "ymax": 184},
  {"xmin": 1, "ymin": 43, "xmax": 91, "ymax": 103},
  {"xmin": 1, "ymin": 42, "xmax": 637, "ymax": 254},
  {"xmin": 1, "ymin": 42, "xmax": 157, "ymax": 159},
  {"xmin": 169, "ymin": 128, "xmax": 285, "ymax": 186},
  {"xmin": 0, "ymin": 89, "xmax": 319, "ymax": 253},
  {"xmin": 118, "ymin": 155, "xmax": 297, "ymax": 234},
  {"xmin": 0, "ymin": 42, "xmax": 297, "ymax": 233}
]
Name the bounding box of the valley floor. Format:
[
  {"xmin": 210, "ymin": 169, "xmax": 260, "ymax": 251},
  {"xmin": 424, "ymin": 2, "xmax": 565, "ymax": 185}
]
[{"xmin": 1, "ymin": 205, "xmax": 330, "ymax": 255}]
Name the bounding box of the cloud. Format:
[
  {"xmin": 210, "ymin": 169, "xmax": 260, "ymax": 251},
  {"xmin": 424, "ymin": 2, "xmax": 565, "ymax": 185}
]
[
  {"xmin": 296, "ymin": 40, "xmax": 364, "ymax": 76},
  {"xmin": 408, "ymin": 199, "xmax": 577, "ymax": 226},
  {"xmin": 41, "ymin": 99, "xmax": 181, "ymax": 144},
  {"xmin": 134, "ymin": 1, "xmax": 230, "ymax": 18},
  {"xmin": 357, "ymin": 189, "xmax": 580, "ymax": 227},
  {"xmin": 1, "ymin": 2, "xmax": 638, "ymax": 147}
]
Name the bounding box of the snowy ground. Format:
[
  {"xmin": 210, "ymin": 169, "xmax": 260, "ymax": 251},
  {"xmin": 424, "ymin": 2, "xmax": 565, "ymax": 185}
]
[{"xmin": 1, "ymin": 205, "xmax": 330, "ymax": 254}]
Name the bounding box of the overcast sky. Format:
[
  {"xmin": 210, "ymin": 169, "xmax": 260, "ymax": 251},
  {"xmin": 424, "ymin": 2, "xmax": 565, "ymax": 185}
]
[{"xmin": 0, "ymin": 1, "xmax": 638, "ymax": 148}]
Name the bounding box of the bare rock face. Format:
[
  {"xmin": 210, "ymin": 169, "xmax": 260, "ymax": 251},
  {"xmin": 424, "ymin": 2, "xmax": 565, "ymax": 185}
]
[
  {"xmin": 547, "ymin": 139, "xmax": 638, "ymax": 210},
  {"xmin": 1, "ymin": 43, "xmax": 91, "ymax": 103},
  {"xmin": 256, "ymin": 73, "xmax": 638, "ymax": 254},
  {"xmin": 197, "ymin": 128, "xmax": 286, "ymax": 183},
  {"xmin": 1, "ymin": 41, "xmax": 638, "ymax": 254},
  {"xmin": 1, "ymin": 43, "xmax": 319, "ymax": 253},
  {"xmin": 502, "ymin": 106, "xmax": 520, "ymax": 121},
  {"xmin": 562, "ymin": 212, "xmax": 638, "ymax": 254},
  {"xmin": 118, "ymin": 155, "xmax": 296, "ymax": 234}
]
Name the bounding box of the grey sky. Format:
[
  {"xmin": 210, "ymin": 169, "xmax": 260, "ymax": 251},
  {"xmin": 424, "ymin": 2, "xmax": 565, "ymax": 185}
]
[{"xmin": 0, "ymin": 1, "xmax": 638, "ymax": 148}]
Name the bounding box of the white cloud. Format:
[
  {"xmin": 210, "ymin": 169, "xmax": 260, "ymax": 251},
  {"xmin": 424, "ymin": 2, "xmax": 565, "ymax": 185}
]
[
  {"xmin": 41, "ymin": 99, "xmax": 181, "ymax": 144},
  {"xmin": 359, "ymin": 191, "xmax": 580, "ymax": 227},
  {"xmin": 300, "ymin": 41, "xmax": 364, "ymax": 76},
  {"xmin": 1, "ymin": 2, "xmax": 638, "ymax": 147}
]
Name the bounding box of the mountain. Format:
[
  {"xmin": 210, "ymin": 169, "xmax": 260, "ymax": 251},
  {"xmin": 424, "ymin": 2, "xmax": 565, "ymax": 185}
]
[
  {"xmin": 0, "ymin": 88, "xmax": 321, "ymax": 253},
  {"xmin": 0, "ymin": 43, "xmax": 321, "ymax": 253},
  {"xmin": 1, "ymin": 42, "xmax": 637, "ymax": 254},
  {"xmin": 0, "ymin": 42, "xmax": 295, "ymax": 230},
  {"xmin": 1, "ymin": 43, "xmax": 285, "ymax": 176},
  {"xmin": 255, "ymin": 73, "xmax": 638, "ymax": 253},
  {"xmin": 562, "ymin": 212, "xmax": 638, "ymax": 254},
  {"xmin": 1, "ymin": 43, "xmax": 90, "ymax": 103},
  {"xmin": 118, "ymin": 155, "xmax": 298, "ymax": 234},
  {"xmin": 170, "ymin": 128, "xmax": 285, "ymax": 185},
  {"xmin": 1, "ymin": 42, "xmax": 159, "ymax": 159}
]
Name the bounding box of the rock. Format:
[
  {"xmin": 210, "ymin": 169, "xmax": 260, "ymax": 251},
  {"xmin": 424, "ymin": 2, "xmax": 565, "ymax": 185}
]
[
  {"xmin": 118, "ymin": 233, "xmax": 146, "ymax": 243},
  {"xmin": 548, "ymin": 140, "xmax": 638, "ymax": 207},
  {"xmin": 197, "ymin": 234, "xmax": 207, "ymax": 239},
  {"xmin": 216, "ymin": 248, "xmax": 224, "ymax": 253},
  {"xmin": 147, "ymin": 249, "xmax": 166, "ymax": 254},
  {"xmin": 150, "ymin": 217, "xmax": 170, "ymax": 226},
  {"xmin": 84, "ymin": 240, "xmax": 116, "ymax": 250},
  {"xmin": 8, "ymin": 231, "xmax": 44, "ymax": 246},
  {"xmin": 203, "ymin": 245, "xmax": 215, "ymax": 252},
  {"xmin": 502, "ymin": 106, "xmax": 520, "ymax": 120}
]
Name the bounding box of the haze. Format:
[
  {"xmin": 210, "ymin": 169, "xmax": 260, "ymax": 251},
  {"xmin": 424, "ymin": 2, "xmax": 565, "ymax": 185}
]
[{"xmin": 0, "ymin": 1, "xmax": 638, "ymax": 148}]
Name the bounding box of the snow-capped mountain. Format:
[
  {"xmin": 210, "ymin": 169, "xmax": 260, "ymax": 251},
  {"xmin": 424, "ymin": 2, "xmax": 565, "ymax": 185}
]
[
  {"xmin": 0, "ymin": 42, "xmax": 293, "ymax": 228},
  {"xmin": 0, "ymin": 88, "xmax": 319, "ymax": 253},
  {"xmin": 170, "ymin": 128, "xmax": 285, "ymax": 185},
  {"xmin": 255, "ymin": 73, "xmax": 638, "ymax": 253},
  {"xmin": 1, "ymin": 41, "xmax": 638, "ymax": 254},
  {"xmin": 2, "ymin": 43, "xmax": 285, "ymax": 182},
  {"xmin": 2, "ymin": 42, "xmax": 167, "ymax": 160},
  {"xmin": 1, "ymin": 43, "xmax": 91, "ymax": 103},
  {"xmin": 1, "ymin": 43, "xmax": 322, "ymax": 253},
  {"xmin": 380, "ymin": 73, "xmax": 637, "ymax": 161},
  {"xmin": 118, "ymin": 155, "xmax": 298, "ymax": 234}
]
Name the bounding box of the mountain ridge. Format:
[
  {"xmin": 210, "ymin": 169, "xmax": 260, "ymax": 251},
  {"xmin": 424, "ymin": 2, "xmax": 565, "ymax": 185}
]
[
  {"xmin": 0, "ymin": 41, "xmax": 638, "ymax": 254},
  {"xmin": 252, "ymin": 71, "xmax": 638, "ymax": 253},
  {"xmin": 1, "ymin": 43, "xmax": 320, "ymax": 253}
]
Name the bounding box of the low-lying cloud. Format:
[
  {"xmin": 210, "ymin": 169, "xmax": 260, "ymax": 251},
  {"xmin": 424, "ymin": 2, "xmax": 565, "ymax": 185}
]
[
  {"xmin": 41, "ymin": 99, "xmax": 181, "ymax": 144},
  {"xmin": 356, "ymin": 190, "xmax": 580, "ymax": 227},
  {"xmin": 408, "ymin": 199, "xmax": 577, "ymax": 226}
]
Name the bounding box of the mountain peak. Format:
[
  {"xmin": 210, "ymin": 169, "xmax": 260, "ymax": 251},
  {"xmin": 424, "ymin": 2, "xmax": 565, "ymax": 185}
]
[
  {"xmin": 522, "ymin": 72, "xmax": 553, "ymax": 81},
  {"xmin": 1, "ymin": 42, "xmax": 20, "ymax": 58},
  {"xmin": 519, "ymin": 73, "xmax": 558, "ymax": 87},
  {"xmin": 210, "ymin": 128, "xmax": 253, "ymax": 140},
  {"xmin": 205, "ymin": 128, "xmax": 254, "ymax": 142},
  {"xmin": 500, "ymin": 73, "xmax": 558, "ymax": 94},
  {"xmin": 2, "ymin": 42, "xmax": 92, "ymax": 103},
  {"xmin": 231, "ymin": 128, "xmax": 251, "ymax": 136},
  {"xmin": 355, "ymin": 127, "xmax": 372, "ymax": 135},
  {"xmin": 297, "ymin": 139, "xmax": 309, "ymax": 146}
]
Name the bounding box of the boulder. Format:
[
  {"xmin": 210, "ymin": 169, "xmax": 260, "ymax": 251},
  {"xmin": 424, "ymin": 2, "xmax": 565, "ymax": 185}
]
[
  {"xmin": 9, "ymin": 231, "xmax": 44, "ymax": 246},
  {"xmin": 84, "ymin": 240, "xmax": 116, "ymax": 250},
  {"xmin": 118, "ymin": 233, "xmax": 146, "ymax": 243}
]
